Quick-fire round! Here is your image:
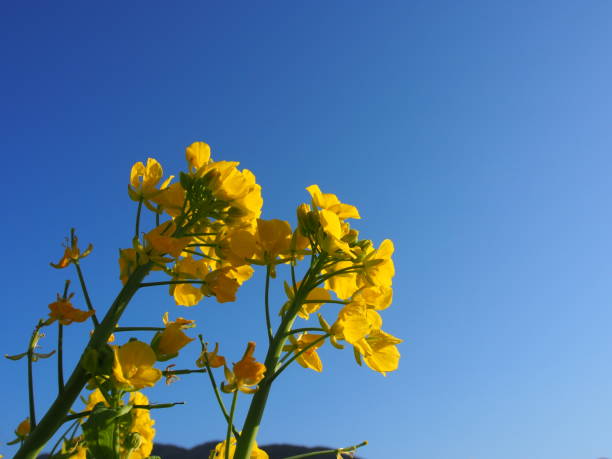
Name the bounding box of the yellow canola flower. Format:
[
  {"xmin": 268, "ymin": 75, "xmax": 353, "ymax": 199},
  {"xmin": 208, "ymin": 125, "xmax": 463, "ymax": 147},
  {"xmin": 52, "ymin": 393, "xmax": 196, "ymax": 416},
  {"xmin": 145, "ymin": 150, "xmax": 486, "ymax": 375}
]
[
  {"xmin": 48, "ymin": 296, "xmax": 94, "ymax": 326},
  {"xmin": 128, "ymin": 158, "xmax": 165, "ymax": 201},
  {"xmin": 331, "ymin": 301, "xmax": 382, "ymax": 345},
  {"xmin": 196, "ymin": 342, "xmax": 227, "ymax": 369},
  {"xmin": 50, "ymin": 230, "xmax": 93, "ymax": 269},
  {"xmin": 186, "ymin": 141, "xmax": 211, "ymax": 171},
  {"xmin": 209, "ymin": 437, "xmax": 268, "ymax": 459},
  {"xmin": 128, "ymin": 391, "xmax": 156, "ymax": 459},
  {"xmin": 306, "ymin": 184, "xmax": 361, "ymax": 219},
  {"xmin": 355, "ymin": 329, "xmax": 403, "ymax": 376},
  {"xmin": 203, "ymin": 265, "xmax": 254, "ymax": 304},
  {"xmin": 150, "ymin": 182, "xmax": 186, "ymax": 218},
  {"xmin": 112, "ymin": 340, "xmax": 162, "ymax": 390},
  {"xmin": 254, "ymin": 218, "xmax": 292, "ymax": 263},
  {"xmin": 324, "ymin": 261, "xmax": 359, "ymax": 300},
  {"xmin": 215, "ymin": 227, "xmax": 257, "ymax": 267},
  {"xmin": 222, "ymin": 342, "xmax": 266, "ymax": 394},
  {"xmin": 352, "ymin": 285, "xmax": 393, "ymax": 310},
  {"xmin": 283, "ymin": 333, "xmax": 325, "ymax": 372},
  {"xmin": 359, "ymin": 239, "xmax": 395, "ymax": 289},
  {"xmin": 144, "ymin": 221, "xmax": 192, "ymax": 259},
  {"xmin": 151, "ymin": 312, "xmax": 195, "ymax": 360},
  {"xmin": 198, "ymin": 161, "xmax": 263, "ymax": 222}
]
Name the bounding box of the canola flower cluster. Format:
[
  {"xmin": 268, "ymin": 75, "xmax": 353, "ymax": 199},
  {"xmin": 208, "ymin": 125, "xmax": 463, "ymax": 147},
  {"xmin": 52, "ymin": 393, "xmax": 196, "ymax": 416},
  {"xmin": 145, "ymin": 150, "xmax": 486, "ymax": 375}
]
[{"xmin": 6, "ymin": 141, "xmax": 401, "ymax": 459}]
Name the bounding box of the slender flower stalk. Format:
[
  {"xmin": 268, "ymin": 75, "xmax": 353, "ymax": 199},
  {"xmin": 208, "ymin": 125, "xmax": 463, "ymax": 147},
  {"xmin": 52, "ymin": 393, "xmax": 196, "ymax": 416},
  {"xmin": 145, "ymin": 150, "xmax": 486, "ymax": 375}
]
[
  {"xmin": 282, "ymin": 440, "xmax": 368, "ymax": 459},
  {"xmin": 74, "ymin": 263, "xmax": 100, "ymax": 327}
]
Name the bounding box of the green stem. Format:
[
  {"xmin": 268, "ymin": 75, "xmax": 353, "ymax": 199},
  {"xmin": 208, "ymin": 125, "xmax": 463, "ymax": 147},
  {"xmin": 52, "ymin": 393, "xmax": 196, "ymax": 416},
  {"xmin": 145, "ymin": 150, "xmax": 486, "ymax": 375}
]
[
  {"xmin": 281, "ymin": 327, "xmax": 326, "ymax": 338},
  {"xmin": 48, "ymin": 419, "xmax": 80, "ymax": 457},
  {"xmin": 57, "ymin": 323, "xmax": 64, "ymax": 393},
  {"xmin": 281, "ymin": 440, "xmax": 368, "ymax": 459},
  {"xmin": 139, "ymin": 280, "xmax": 205, "ymax": 287},
  {"xmin": 264, "ymin": 265, "xmax": 273, "ymax": 343},
  {"xmin": 226, "ymin": 391, "xmax": 238, "ymax": 459},
  {"xmin": 162, "ymin": 368, "xmax": 207, "ymax": 376},
  {"xmin": 14, "ymin": 263, "xmax": 153, "ymax": 459},
  {"xmin": 135, "ymin": 197, "xmax": 143, "ymax": 237},
  {"xmin": 301, "ymin": 299, "xmax": 349, "ymax": 305},
  {"xmin": 27, "ymin": 343, "xmax": 36, "ymax": 429},
  {"xmin": 74, "ymin": 262, "xmax": 100, "ymax": 327},
  {"xmin": 233, "ymin": 256, "xmax": 326, "ymax": 459},
  {"xmin": 198, "ymin": 336, "xmax": 240, "ymax": 439}
]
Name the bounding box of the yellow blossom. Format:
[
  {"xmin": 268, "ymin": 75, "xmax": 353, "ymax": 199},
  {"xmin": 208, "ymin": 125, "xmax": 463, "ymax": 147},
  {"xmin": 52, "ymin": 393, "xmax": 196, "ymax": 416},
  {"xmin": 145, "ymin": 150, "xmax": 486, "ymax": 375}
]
[
  {"xmin": 222, "ymin": 342, "xmax": 266, "ymax": 394},
  {"xmin": 128, "ymin": 158, "xmax": 164, "ymax": 202},
  {"xmin": 151, "ymin": 313, "xmax": 195, "ymax": 360},
  {"xmin": 112, "ymin": 340, "xmax": 162, "ymax": 390},
  {"xmin": 144, "ymin": 221, "xmax": 191, "ymax": 258},
  {"xmin": 48, "ymin": 296, "xmax": 94, "ymax": 325},
  {"xmin": 283, "ymin": 334, "xmax": 325, "ymax": 372},
  {"xmin": 50, "ymin": 230, "xmax": 93, "ymax": 269},
  {"xmin": 196, "ymin": 342, "xmax": 226, "ymax": 369},
  {"xmin": 355, "ymin": 329, "xmax": 403, "ymax": 376},
  {"xmin": 186, "ymin": 141, "xmax": 211, "ymax": 171}
]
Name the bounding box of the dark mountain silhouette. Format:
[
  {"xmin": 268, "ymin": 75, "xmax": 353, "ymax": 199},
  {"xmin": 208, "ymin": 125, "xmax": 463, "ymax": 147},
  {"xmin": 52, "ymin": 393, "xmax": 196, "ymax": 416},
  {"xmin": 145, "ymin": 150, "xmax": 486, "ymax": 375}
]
[{"xmin": 41, "ymin": 441, "xmax": 364, "ymax": 458}]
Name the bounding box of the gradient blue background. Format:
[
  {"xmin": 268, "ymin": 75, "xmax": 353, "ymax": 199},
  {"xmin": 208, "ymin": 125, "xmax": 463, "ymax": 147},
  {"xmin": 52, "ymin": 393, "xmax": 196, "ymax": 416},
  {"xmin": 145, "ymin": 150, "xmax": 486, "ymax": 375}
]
[{"xmin": 2, "ymin": 2, "xmax": 612, "ymax": 458}]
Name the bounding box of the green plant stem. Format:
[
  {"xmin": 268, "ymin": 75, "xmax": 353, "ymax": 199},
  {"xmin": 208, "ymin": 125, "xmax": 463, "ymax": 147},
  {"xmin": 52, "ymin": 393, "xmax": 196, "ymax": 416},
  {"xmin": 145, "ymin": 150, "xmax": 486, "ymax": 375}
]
[
  {"xmin": 162, "ymin": 368, "xmax": 207, "ymax": 376},
  {"xmin": 233, "ymin": 256, "xmax": 326, "ymax": 459},
  {"xmin": 135, "ymin": 197, "xmax": 143, "ymax": 237},
  {"xmin": 281, "ymin": 440, "xmax": 368, "ymax": 459},
  {"xmin": 74, "ymin": 262, "xmax": 100, "ymax": 327},
  {"xmin": 226, "ymin": 391, "xmax": 238, "ymax": 459},
  {"xmin": 48, "ymin": 419, "xmax": 80, "ymax": 457},
  {"xmin": 14, "ymin": 263, "xmax": 153, "ymax": 459},
  {"xmin": 27, "ymin": 343, "xmax": 36, "ymax": 429},
  {"xmin": 264, "ymin": 265, "xmax": 273, "ymax": 343},
  {"xmin": 301, "ymin": 299, "xmax": 349, "ymax": 305},
  {"xmin": 199, "ymin": 336, "xmax": 240, "ymax": 439},
  {"xmin": 57, "ymin": 323, "xmax": 64, "ymax": 393},
  {"xmin": 281, "ymin": 327, "xmax": 326, "ymax": 337},
  {"xmin": 139, "ymin": 280, "xmax": 205, "ymax": 287}
]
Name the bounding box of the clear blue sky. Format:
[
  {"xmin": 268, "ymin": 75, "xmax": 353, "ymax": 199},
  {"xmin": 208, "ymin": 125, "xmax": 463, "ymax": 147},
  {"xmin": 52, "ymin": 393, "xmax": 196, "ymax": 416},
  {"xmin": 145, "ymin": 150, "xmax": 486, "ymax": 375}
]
[{"xmin": 2, "ymin": 1, "xmax": 612, "ymax": 458}]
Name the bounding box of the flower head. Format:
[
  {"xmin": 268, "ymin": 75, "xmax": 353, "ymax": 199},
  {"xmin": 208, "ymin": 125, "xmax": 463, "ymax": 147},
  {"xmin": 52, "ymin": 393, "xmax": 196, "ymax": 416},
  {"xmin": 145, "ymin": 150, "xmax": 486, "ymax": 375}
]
[
  {"xmin": 222, "ymin": 342, "xmax": 266, "ymax": 394},
  {"xmin": 48, "ymin": 295, "xmax": 94, "ymax": 326},
  {"xmin": 112, "ymin": 340, "xmax": 162, "ymax": 390}
]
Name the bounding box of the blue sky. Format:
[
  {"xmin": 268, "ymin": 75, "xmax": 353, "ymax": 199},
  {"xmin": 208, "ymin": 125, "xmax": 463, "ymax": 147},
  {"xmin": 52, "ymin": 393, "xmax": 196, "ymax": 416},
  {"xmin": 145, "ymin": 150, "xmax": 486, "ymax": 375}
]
[{"xmin": 3, "ymin": 1, "xmax": 612, "ymax": 458}]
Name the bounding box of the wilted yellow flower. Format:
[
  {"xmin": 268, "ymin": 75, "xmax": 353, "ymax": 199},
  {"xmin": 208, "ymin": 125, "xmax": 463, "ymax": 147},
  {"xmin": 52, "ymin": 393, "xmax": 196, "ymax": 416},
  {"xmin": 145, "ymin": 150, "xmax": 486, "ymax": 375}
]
[
  {"xmin": 112, "ymin": 340, "xmax": 162, "ymax": 390},
  {"xmin": 196, "ymin": 342, "xmax": 226, "ymax": 369},
  {"xmin": 222, "ymin": 342, "xmax": 266, "ymax": 394},
  {"xmin": 48, "ymin": 296, "xmax": 94, "ymax": 326},
  {"xmin": 50, "ymin": 229, "xmax": 93, "ymax": 269}
]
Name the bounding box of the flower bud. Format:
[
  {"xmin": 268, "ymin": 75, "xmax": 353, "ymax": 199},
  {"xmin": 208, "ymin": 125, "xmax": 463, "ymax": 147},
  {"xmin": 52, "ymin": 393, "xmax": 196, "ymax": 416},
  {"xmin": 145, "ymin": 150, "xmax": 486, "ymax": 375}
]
[{"xmin": 124, "ymin": 432, "xmax": 143, "ymax": 451}]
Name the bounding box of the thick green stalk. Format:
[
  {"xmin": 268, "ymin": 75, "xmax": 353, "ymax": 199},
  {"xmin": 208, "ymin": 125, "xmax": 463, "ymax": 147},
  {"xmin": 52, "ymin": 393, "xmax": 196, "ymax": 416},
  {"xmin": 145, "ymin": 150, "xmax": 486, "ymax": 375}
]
[
  {"xmin": 14, "ymin": 263, "xmax": 152, "ymax": 459},
  {"xmin": 233, "ymin": 288, "xmax": 308, "ymax": 459}
]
